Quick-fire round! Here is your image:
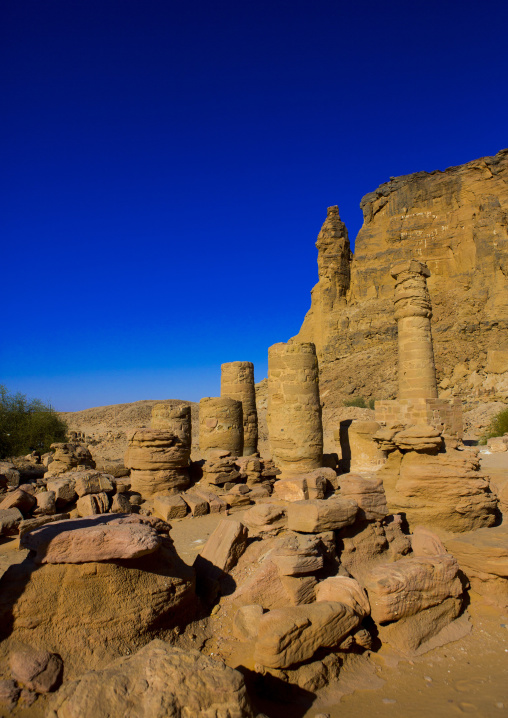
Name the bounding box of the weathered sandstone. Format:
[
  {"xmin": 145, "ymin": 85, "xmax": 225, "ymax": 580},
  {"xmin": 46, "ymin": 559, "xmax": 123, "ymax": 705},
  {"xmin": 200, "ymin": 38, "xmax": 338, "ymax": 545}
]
[
  {"xmin": 294, "ymin": 151, "xmax": 508, "ymax": 405},
  {"xmin": 0, "ymin": 522, "xmax": 195, "ymax": 672},
  {"xmin": 267, "ymin": 341, "xmax": 323, "ymax": 475},
  {"xmin": 10, "ymin": 648, "xmax": 63, "ymax": 693},
  {"xmin": 221, "ymin": 361, "xmax": 258, "ymax": 455},
  {"xmin": 46, "ymin": 443, "xmax": 95, "ymax": 476},
  {"xmin": 444, "ymin": 523, "xmax": 508, "ymax": 608},
  {"xmin": 363, "ymin": 554, "xmax": 463, "ymax": 623},
  {"xmin": 124, "ymin": 428, "xmax": 190, "ymax": 496},
  {"xmin": 315, "ymin": 576, "xmax": 370, "ymax": 617},
  {"xmin": 253, "ymin": 601, "xmax": 360, "ymax": 669},
  {"xmin": 338, "ymin": 473, "xmax": 388, "ymax": 521},
  {"xmin": 287, "ymin": 497, "xmax": 358, "ymax": 533},
  {"xmin": 377, "ymin": 448, "xmax": 498, "ymax": 532},
  {"xmin": 199, "ymin": 397, "xmax": 244, "ymax": 458},
  {"xmin": 48, "ymin": 641, "xmax": 255, "ymax": 718},
  {"xmin": 151, "ymin": 403, "xmax": 192, "ymax": 450},
  {"xmin": 20, "ymin": 515, "xmax": 162, "ymax": 564}
]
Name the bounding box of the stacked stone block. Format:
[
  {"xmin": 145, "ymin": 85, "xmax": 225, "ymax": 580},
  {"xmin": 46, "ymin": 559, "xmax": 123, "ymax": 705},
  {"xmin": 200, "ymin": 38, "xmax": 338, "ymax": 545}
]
[
  {"xmin": 199, "ymin": 397, "xmax": 243, "ymax": 458},
  {"xmin": 124, "ymin": 429, "xmax": 190, "ymax": 497},
  {"xmin": 151, "ymin": 404, "xmax": 192, "ymax": 448},
  {"xmin": 391, "ymin": 259, "xmax": 438, "ymax": 400},
  {"xmin": 221, "ymin": 361, "xmax": 258, "ymax": 455},
  {"xmin": 267, "ymin": 341, "xmax": 323, "ymax": 476}
]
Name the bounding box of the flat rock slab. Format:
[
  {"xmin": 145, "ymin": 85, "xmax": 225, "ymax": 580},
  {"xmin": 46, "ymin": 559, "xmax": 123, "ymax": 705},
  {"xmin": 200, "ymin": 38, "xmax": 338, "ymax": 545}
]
[
  {"xmin": 20, "ymin": 515, "xmax": 162, "ymax": 564},
  {"xmin": 287, "ymin": 497, "xmax": 358, "ymax": 533},
  {"xmin": 194, "ymin": 519, "xmax": 248, "ymax": 585}
]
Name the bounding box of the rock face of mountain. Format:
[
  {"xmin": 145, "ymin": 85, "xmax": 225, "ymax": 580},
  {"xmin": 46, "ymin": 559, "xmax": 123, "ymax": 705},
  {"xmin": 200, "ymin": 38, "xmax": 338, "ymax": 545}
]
[{"xmin": 295, "ymin": 149, "xmax": 508, "ymax": 408}]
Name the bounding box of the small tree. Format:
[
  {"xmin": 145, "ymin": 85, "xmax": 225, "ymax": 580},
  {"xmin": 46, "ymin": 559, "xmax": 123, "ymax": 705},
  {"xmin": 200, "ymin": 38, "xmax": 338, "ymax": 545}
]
[
  {"xmin": 0, "ymin": 385, "xmax": 67, "ymax": 459},
  {"xmin": 482, "ymin": 406, "xmax": 508, "ymax": 443}
]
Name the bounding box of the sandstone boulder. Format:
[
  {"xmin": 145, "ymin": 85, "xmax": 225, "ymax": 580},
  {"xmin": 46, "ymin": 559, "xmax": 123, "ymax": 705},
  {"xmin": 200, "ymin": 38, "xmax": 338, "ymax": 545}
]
[
  {"xmin": 287, "ymin": 497, "xmax": 357, "ymax": 533},
  {"xmin": 0, "ymin": 489, "xmax": 36, "ymax": 516},
  {"xmin": 378, "ymin": 597, "xmax": 463, "ymax": 654},
  {"xmin": 18, "ymin": 513, "xmax": 71, "ymax": 539},
  {"xmin": 363, "ymin": 554, "xmax": 463, "ymax": 623},
  {"xmin": 110, "ymin": 493, "xmax": 132, "ymax": 513},
  {"xmin": 242, "ymin": 503, "xmax": 287, "ymax": 537},
  {"xmin": 46, "ymin": 476, "xmax": 77, "ymax": 507},
  {"xmin": 253, "ymin": 601, "xmax": 360, "ymax": 669},
  {"xmin": 377, "ymin": 448, "xmax": 498, "ymax": 532},
  {"xmin": 76, "ymin": 492, "xmax": 109, "ymax": 517},
  {"xmin": 10, "ymin": 648, "xmax": 63, "ymax": 693},
  {"xmin": 410, "ymin": 525, "xmax": 449, "ymax": 557},
  {"xmin": 0, "ymin": 525, "xmax": 195, "ymax": 673},
  {"xmin": 315, "ymin": 576, "xmax": 370, "ymax": 617},
  {"xmin": 393, "ymin": 424, "xmax": 443, "ymax": 452},
  {"xmin": 272, "ymin": 471, "xmax": 326, "ymax": 502},
  {"xmin": 194, "ymin": 520, "xmax": 248, "ymax": 597},
  {"xmin": 46, "ymin": 443, "xmax": 95, "ymax": 476},
  {"xmin": 230, "ymin": 532, "xmax": 331, "ymax": 610},
  {"xmin": 153, "ymin": 493, "xmax": 188, "ymax": 520},
  {"xmin": 444, "ymin": 523, "xmax": 508, "ymax": 608},
  {"xmin": 337, "ymin": 518, "xmax": 412, "ymax": 583},
  {"xmin": 0, "ymin": 508, "xmax": 23, "ymax": 536},
  {"xmin": 48, "ymin": 641, "xmax": 255, "ymax": 718},
  {"xmin": 233, "ymin": 604, "xmax": 264, "ymax": 641},
  {"xmin": 338, "ymin": 474, "xmax": 388, "ymax": 520},
  {"xmin": 34, "ymin": 490, "xmax": 56, "ymax": 516},
  {"xmin": 74, "ymin": 472, "xmax": 115, "ymax": 496},
  {"xmin": 20, "ymin": 515, "xmax": 162, "ymax": 564}
]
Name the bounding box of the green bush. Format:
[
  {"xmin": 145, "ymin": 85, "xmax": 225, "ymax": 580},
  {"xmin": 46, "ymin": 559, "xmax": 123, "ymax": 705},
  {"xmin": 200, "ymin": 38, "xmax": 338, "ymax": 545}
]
[
  {"xmin": 0, "ymin": 385, "xmax": 67, "ymax": 459},
  {"xmin": 343, "ymin": 397, "xmax": 376, "ymax": 410},
  {"xmin": 481, "ymin": 406, "xmax": 508, "ymax": 444}
]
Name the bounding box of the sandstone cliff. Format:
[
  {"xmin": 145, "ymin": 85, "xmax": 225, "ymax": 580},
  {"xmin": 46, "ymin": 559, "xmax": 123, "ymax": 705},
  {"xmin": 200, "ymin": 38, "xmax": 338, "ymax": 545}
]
[{"xmin": 295, "ymin": 149, "xmax": 508, "ymax": 408}]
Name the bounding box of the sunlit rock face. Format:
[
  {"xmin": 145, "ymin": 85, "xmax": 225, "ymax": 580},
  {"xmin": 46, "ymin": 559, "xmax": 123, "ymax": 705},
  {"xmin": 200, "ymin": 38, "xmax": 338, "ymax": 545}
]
[{"xmin": 295, "ymin": 150, "xmax": 508, "ymax": 406}]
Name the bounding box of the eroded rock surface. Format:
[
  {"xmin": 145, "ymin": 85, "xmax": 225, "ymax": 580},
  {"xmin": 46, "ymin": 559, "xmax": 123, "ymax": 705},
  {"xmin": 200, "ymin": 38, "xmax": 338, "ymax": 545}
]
[{"xmin": 48, "ymin": 640, "xmax": 256, "ymax": 718}]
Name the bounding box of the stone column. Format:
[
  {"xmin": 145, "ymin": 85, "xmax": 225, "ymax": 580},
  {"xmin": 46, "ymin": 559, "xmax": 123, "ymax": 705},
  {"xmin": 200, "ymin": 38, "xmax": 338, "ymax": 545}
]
[
  {"xmin": 151, "ymin": 404, "xmax": 192, "ymax": 449},
  {"xmin": 199, "ymin": 397, "xmax": 243, "ymax": 458},
  {"xmin": 124, "ymin": 429, "xmax": 190, "ymax": 497},
  {"xmin": 267, "ymin": 341, "xmax": 323, "ymax": 476},
  {"xmin": 391, "ymin": 260, "xmax": 438, "ymax": 400},
  {"xmin": 221, "ymin": 361, "xmax": 258, "ymax": 455}
]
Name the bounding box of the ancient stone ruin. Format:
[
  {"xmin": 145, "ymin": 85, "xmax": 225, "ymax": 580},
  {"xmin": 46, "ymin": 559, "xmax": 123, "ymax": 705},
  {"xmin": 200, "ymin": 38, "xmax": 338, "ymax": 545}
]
[
  {"xmin": 124, "ymin": 428, "xmax": 190, "ymax": 496},
  {"xmin": 221, "ymin": 361, "xmax": 258, "ymax": 455},
  {"xmin": 0, "ymin": 152, "xmax": 507, "ymax": 716},
  {"xmin": 198, "ymin": 396, "xmax": 244, "ymax": 458},
  {"xmin": 267, "ymin": 340, "xmax": 323, "ymax": 476},
  {"xmin": 375, "ymin": 260, "xmax": 463, "ymax": 439}
]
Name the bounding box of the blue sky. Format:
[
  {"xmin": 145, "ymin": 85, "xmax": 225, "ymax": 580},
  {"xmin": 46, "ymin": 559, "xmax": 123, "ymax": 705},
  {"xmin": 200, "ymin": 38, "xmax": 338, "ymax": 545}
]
[{"xmin": 2, "ymin": 0, "xmax": 507, "ymax": 411}]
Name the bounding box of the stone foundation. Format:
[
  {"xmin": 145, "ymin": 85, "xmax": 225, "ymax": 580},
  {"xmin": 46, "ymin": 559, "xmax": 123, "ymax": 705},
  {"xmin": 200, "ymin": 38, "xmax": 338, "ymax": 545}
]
[{"xmin": 375, "ymin": 398, "xmax": 463, "ymax": 439}]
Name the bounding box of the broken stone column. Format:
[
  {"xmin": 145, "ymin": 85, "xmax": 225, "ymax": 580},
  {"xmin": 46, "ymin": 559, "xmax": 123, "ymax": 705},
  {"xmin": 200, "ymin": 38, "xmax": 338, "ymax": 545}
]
[
  {"xmin": 221, "ymin": 361, "xmax": 258, "ymax": 455},
  {"xmin": 336, "ymin": 420, "xmax": 386, "ymax": 473},
  {"xmin": 199, "ymin": 397, "xmax": 243, "ymax": 458},
  {"xmin": 124, "ymin": 429, "xmax": 190, "ymax": 497},
  {"xmin": 267, "ymin": 341, "xmax": 323, "ymax": 476},
  {"xmin": 391, "ymin": 259, "xmax": 438, "ymax": 400},
  {"xmin": 151, "ymin": 404, "xmax": 192, "ymax": 449}
]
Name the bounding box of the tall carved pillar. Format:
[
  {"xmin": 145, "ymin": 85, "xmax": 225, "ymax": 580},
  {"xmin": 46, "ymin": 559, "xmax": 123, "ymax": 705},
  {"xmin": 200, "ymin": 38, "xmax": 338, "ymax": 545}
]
[
  {"xmin": 391, "ymin": 260, "xmax": 438, "ymax": 400},
  {"xmin": 267, "ymin": 341, "xmax": 323, "ymax": 476},
  {"xmin": 221, "ymin": 361, "xmax": 258, "ymax": 455}
]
